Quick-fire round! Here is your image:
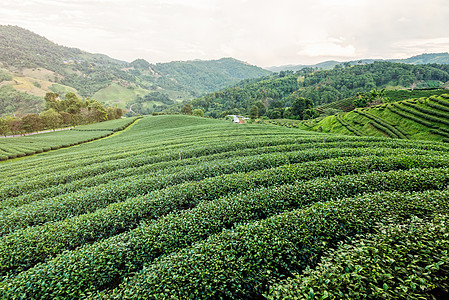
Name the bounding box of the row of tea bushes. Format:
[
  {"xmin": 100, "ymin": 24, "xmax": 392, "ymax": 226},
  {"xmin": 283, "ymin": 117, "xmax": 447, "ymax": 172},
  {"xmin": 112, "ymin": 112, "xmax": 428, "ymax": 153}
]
[
  {"xmin": 1, "ymin": 154, "xmax": 447, "ymax": 276},
  {"xmin": 99, "ymin": 189, "xmax": 449, "ymax": 299},
  {"xmin": 269, "ymin": 213, "xmax": 449, "ymax": 299},
  {"xmin": 4, "ymin": 166, "xmax": 449, "ymax": 298}
]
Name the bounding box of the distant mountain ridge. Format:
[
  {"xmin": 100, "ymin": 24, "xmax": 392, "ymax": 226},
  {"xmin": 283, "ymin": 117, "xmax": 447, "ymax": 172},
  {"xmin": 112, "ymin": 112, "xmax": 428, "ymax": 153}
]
[
  {"xmin": 268, "ymin": 53, "xmax": 449, "ymax": 72},
  {"xmin": 0, "ymin": 25, "xmax": 270, "ymax": 116}
]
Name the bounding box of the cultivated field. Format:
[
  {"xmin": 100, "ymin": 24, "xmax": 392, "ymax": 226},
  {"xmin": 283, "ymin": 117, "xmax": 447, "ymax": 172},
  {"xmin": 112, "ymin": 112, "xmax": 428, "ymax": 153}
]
[{"xmin": 0, "ymin": 115, "xmax": 448, "ymax": 299}]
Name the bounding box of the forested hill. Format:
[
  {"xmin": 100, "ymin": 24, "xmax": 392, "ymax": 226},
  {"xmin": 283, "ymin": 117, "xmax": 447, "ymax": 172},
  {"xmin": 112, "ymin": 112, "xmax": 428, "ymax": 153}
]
[
  {"xmin": 191, "ymin": 61, "xmax": 449, "ymax": 118},
  {"xmin": 268, "ymin": 52, "xmax": 449, "ymax": 72},
  {"xmin": 148, "ymin": 58, "xmax": 271, "ymax": 95},
  {"xmin": 0, "ymin": 25, "xmax": 270, "ymax": 116}
]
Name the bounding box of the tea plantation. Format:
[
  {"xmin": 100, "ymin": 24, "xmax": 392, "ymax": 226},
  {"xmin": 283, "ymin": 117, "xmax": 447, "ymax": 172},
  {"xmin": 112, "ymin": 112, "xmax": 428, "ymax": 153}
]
[{"xmin": 0, "ymin": 115, "xmax": 448, "ymax": 299}]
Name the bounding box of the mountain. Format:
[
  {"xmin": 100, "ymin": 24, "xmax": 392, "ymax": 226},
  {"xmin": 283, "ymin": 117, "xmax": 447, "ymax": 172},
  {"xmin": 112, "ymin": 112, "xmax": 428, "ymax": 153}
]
[
  {"xmin": 268, "ymin": 60, "xmax": 341, "ymax": 72},
  {"xmin": 0, "ymin": 25, "xmax": 271, "ymax": 116},
  {"xmin": 268, "ymin": 53, "xmax": 449, "ymax": 72}
]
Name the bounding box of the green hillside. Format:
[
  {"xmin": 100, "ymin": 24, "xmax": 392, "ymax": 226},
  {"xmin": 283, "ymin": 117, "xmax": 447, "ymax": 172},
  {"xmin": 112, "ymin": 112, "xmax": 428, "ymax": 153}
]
[
  {"xmin": 296, "ymin": 94, "xmax": 449, "ymax": 142},
  {"xmin": 190, "ymin": 61, "xmax": 449, "ymax": 118},
  {"xmin": 0, "ymin": 25, "xmax": 270, "ymax": 115},
  {"xmin": 268, "ymin": 52, "xmax": 449, "ymax": 72},
  {"xmin": 0, "ymin": 115, "xmax": 448, "ymax": 299}
]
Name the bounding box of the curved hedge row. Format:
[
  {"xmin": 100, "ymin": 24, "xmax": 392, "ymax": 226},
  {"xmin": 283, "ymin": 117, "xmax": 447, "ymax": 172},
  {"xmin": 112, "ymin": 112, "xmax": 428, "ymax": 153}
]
[
  {"xmin": 1, "ymin": 142, "xmax": 347, "ymax": 211},
  {"xmin": 368, "ymin": 121, "xmax": 399, "ymax": 139},
  {"xmin": 401, "ymin": 101, "xmax": 449, "ymax": 126},
  {"xmin": 1, "ymin": 153, "xmax": 447, "ymax": 276},
  {"xmin": 433, "ymin": 95, "xmax": 449, "ymax": 107},
  {"xmin": 99, "ymin": 188, "xmax": 449, "ymax": 300},
  {"xmin": 430, "ymin": 129, "xmax": 449, "ymax": 139},
  {"xmin": 0, "ymin": 146, "xmax": 419, "ymax": 236},
  {"xmin": 269, "ymin": 214, "xmax": 449, "ymax": 299},
  {"xmin": 427, "ymin": 100, "xmax": 449, "ymax": 113},
  {"xmin": 356, "ymin": 110, "xmax": 407, "ymax": 139},
  {"xmin": 3, "ymin": 165, "xmax": 449, "ymax": 298},
  {"xmin": 388, "ymin": 104, "xmax": 434, "ymax": 128},
  {"xmin": 335, "ymin": 114, "xmax": 364, "ymax": 136},
  {"xmin": 0, "ymin": 136, "xmax": 357, "ymax": 199}
]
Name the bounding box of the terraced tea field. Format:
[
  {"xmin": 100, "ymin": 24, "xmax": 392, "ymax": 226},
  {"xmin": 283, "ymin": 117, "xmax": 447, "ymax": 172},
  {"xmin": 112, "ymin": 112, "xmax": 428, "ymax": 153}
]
[
  {"xmin": 300, "ymin": 94, "xmax": 449, "ymax": 143},
  {"xmin": 0, "ymin": 115, "xmax": 448, "ymax": 299}
]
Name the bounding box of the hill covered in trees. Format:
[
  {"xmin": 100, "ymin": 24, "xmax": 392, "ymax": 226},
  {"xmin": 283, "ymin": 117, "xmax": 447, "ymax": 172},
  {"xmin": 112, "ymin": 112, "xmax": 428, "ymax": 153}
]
[
  {"xmin": 0, "ymin": 25, "xmax": 270, "ymax": 116},
  {"xmin": 190, "ymin": 61, "xmax": 449, "ymax": 118},
  {"xmin": 268, "ymin": 52, "xmax": 449, "ymax": 72}
]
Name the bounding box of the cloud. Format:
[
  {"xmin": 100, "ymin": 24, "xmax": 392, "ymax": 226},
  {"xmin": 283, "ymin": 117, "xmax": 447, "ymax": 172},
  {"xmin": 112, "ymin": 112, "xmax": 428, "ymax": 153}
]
[
  {"xmin": 297, "ymin": 39, "xmax": 356, "ymax": 58},
  {"xmin": 1, "ymin": 0, "xmax": 449, "ymax": 66}
]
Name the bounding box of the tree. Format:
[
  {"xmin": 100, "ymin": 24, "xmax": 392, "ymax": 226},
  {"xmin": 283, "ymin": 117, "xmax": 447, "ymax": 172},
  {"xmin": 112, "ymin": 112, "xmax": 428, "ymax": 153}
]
[
  {"xmin": 21, "ymin": 113, "xmax": 43, "ymax": 133},
  {"xmin": 113, "ymin": 107, "xmax": 123, "ymax": 119},
  {"xmin": 291, "ymin": 95, "xmax": 314, "ymax": 120},
  {"xmin": 40, "ymin": 109, "xmax": 62, "ymax": 131},
  {"xmin": 59, "ymin": 111, "xmax": 72, "ymax": 126},
  {"xmin": 0, "ymin": 118, "xmax": 9, "ymax": 136},
  {"xmin": 181, "ymin": 104, "xmax": 193, "ymax": 115},
  {"xmin": 249, "ymin": 105, "xmax": 259, "ymax": 120},
  {"xmin": 267, "ymin": 108, "xmax": 282, "ymax": 119},
  {"xmin": 44, "ymin": 92, "xmax": 62, "ymax": 112},
  {"xmin": 86, "ymin": 99, "xmax": 108, "ymax": 123},
  {"xmin": 252, "ymin": 100, "xmax": 266, "ymax": 116},
  {"xmin": 5, "ymin": 117, "xmax": 23, "ymax": 135},
  {"xmin": 193, "ymin": 109, "xmax": 204, "ymax": 117},
  {"xmin": 64, "ymin": 92, "xmax": 83, "ymax": 114}
]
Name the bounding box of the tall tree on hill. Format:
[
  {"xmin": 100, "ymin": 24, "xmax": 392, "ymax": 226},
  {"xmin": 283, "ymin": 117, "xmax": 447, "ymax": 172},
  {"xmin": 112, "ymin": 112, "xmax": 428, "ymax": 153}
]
[
  {"xmin": 193, "ymin": 109, "xmax": 204, "ymax": 117},
  {"xmin": 21, "ymin": 113, "xmax": 43, "ymax": 133},
  {"xmin": 290, "ymin": 95, "xmax": 314, "ymax": 120},
  {"xmin": 0, "ymin": 118, "xmax": 9, "ymax": 136},
  {"xmin": 5, "ymin": 116, "xmax": 23, "ymax": 135},
  {"xmin": 249, "ymin": 105, "xmax": 259, "ymax": 120},
  {"xmin": 40, "ymin": 109, "xmax": 62, "ymax": 131},
  {"xmin": 44, "ymin": 92, "xmax": 62, "ymax": 112},
  {"xmin": 181, "ymin": 104, "xmax": 193, "ymax": 115},
  {"xmin": 64, "ymin": 92, "xmax": 84, "ymax": 114},
  {"xmin": 87, "ymin": 100, "xmax": 108, "ymax": 123}
]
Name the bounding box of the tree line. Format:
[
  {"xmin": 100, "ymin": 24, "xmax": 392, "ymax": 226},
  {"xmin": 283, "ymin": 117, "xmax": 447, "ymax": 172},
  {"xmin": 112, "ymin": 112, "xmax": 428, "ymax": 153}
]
[{"xmin": 0, "ymin": 92, "xmax": 122, "ymax": 136}]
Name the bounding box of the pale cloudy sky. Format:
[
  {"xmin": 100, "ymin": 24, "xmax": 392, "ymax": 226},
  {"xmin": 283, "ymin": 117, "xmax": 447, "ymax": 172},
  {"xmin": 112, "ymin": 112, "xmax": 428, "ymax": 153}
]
[{"xmin": 1, "ymin": 0, "xmax": 449, "ymax": 67}]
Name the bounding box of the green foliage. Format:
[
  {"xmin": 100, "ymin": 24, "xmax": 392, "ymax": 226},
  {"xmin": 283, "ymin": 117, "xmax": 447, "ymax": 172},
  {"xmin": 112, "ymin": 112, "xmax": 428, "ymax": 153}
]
[
  {"xmin": 191, "ymin": 61, "xmax": 449, "ymax": 118},
  {"xmin": 269, "ymin": 214, "xmax": 449, "ymax": 299},
  {"xmin": 0, "ymin": 68, "xmax": 12, "ymax": 82},
  {"xmin": 150, "ymin": 58, "xmax": 271, "ymax": 95},
  {"xmin": 384, "ymin": 88, "xmax": 449, "ymax": 102},
  {"xmin": 0, "ymin": 116, "xmax": 448, "ymax": 299},
  {"xmin": 107, "ymin": 188, "xmax": 449, "ymax": 299},
  {"xmin": 181, "ymin": 104, "xmax": 193, "ymax": 115},
  {"xmin": 299, "ymin": 94, "xmax": 449, "ymax": 142},
  {"xmin": 0, "ymin": 86, "xmax": 43, "ymax": 117},
  {"xmin": 192, "ymin": 108, "xmax": 204, "ymax": 117},
  {"xmin": 249, "ymin": 105, "xmax": 259, "ymax": 119}
]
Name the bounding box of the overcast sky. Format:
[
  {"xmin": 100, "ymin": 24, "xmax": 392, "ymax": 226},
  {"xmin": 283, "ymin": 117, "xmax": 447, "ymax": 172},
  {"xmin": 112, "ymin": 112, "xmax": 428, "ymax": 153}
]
[{"xmin": 1, "ymin": 0, "xmax": 449, "ymax": 67}]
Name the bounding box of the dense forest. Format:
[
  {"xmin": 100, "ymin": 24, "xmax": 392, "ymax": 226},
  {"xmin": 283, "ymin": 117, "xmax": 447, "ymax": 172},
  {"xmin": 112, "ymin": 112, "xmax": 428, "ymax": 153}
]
[{"xmin": 190, "ymin": 61, "xmax": 449, "ymax": 118}]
